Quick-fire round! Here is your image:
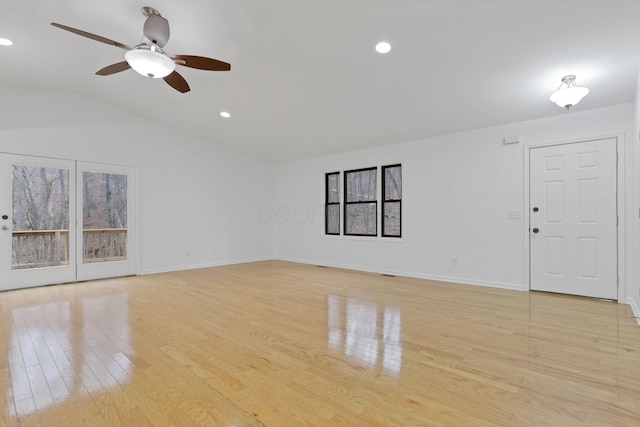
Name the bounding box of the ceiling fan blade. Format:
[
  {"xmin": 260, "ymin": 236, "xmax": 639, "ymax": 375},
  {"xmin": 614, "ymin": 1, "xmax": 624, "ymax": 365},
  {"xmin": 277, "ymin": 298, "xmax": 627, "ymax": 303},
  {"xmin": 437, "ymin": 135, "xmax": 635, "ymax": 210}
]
[
  {"xmin": 143, "ymin": 14, "xmax": 170, "ymax": 48},
  {"xmin": 171, "ymin": 55, "xmax": 231, "ymax": 71},
  {"xmin": 51, "ymin": 23, "xmax": 131, "ymax": 50},
  {"xmin": 164, "ymin": 71, "xmax": 190, "ymax": 93},
  {"xmin": 96, "ymin": 61, "xmax": 131, "ymax": 76}
]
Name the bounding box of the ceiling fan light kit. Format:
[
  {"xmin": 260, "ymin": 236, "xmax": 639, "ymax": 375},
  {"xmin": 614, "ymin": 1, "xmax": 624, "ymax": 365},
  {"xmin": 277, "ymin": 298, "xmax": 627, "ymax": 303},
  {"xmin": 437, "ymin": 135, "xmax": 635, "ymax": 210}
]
[
  {"xmin": 549, "ymin": 75, "xmax": 589, "ymax": 110},
  {"xmin": 50, "ymin": 6, "xmax": 231, "ymax": 93},
  {"xmin": 125, "ymin": 44, "xmax": 175, "ymax": 78}
]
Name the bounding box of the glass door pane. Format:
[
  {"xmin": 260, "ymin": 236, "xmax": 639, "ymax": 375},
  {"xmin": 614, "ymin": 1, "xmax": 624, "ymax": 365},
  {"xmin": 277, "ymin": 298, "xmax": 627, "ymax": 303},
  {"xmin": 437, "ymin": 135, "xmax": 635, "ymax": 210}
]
[
  {"xmin": 12, "ymin": 165, "xmax": 70, "ymax": 269},
  {"xmin": 0, "ymin": 154, "xmax": 76, "ymax": 290},
  {"xmin": 82, "ymin": 171, "xmax": 128, "ymax": 263},
  {"xmin": 76, "ymin": 162, "xmax": 136, "ymax": 281}
]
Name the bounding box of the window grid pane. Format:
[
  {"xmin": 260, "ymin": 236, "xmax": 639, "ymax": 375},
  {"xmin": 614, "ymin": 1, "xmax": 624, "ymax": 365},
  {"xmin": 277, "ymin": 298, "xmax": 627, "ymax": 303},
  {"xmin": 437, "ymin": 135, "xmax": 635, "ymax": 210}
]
[
  {"xmin": 384, "ymin": 166, "xmax": 402, "ymax": 201},
  {"xmin": 325, "ymin": 172, "xmax": 340, "ymax": 235},
  {"xmin": 382, "ymin": 165, "xmax": 402, "ymax": 238},
  {"xmin": 346, "ymin": 169, "xmax": 377, "ymax": 203},
  {"xmin": 345, "ymin": 167, "xmax": 378, "ymax": 236},
  {"xmin": 326, "ymin": 205, "xmax": 340, "ymax": 235},
  {"xmin": 327, "ymin": 173, "xmax": 339, "ymax": 204},
  {"xmin": 383, "ymin": 202, "xmax": 401, "ymax": 237},
  {"xmin": 345, "ymin": 203, "xmax": 377, "ymax": 236}
]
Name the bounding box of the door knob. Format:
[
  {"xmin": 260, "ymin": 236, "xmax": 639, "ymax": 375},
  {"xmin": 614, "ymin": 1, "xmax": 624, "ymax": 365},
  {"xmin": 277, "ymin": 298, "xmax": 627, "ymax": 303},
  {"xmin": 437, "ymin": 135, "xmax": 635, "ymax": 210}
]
[
  {"xmin": 1, "ymin": 225, "xmax": 9, "ymax": 231},
  {"xmin": 532, "ymin": 227, "xmax": 539, "ymax": 234},
  {"xmin": 532, "ymin": 207, "xmax": 539, "ymax": 212}
]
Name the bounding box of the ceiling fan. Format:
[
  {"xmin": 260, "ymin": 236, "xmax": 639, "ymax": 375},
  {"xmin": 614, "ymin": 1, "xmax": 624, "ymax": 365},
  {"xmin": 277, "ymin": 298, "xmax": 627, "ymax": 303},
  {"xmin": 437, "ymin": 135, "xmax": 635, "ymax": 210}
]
[{"xmin": 51, "ymin": 6, "xmax": 231, "ymax": 93}]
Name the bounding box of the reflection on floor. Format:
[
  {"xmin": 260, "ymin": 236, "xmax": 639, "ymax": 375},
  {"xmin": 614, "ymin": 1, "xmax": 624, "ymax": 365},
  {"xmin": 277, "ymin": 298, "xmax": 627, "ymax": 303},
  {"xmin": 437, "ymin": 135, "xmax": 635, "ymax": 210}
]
[
  {"xmin": 328, "ymin": 295, "xmax": 401, "ymax": 375},
  {"xmin": 6, "ymin": 294, "xmax": 131, "ymax": 418}
]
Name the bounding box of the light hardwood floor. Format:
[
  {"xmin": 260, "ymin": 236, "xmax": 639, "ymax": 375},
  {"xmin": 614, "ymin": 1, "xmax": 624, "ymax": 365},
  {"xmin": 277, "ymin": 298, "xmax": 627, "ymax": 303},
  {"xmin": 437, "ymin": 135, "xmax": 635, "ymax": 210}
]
[{"xmin": 1, "ymin": 261, "xmax": 639, "ymax": 426}]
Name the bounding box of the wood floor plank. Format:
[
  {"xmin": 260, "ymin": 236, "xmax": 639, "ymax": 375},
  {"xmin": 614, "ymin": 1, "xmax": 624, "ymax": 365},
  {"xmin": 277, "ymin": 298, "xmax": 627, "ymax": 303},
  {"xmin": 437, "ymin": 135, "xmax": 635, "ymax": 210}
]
[{"xmin": 0, "ymin": 260, "xmax": 639, "ymax": 426}]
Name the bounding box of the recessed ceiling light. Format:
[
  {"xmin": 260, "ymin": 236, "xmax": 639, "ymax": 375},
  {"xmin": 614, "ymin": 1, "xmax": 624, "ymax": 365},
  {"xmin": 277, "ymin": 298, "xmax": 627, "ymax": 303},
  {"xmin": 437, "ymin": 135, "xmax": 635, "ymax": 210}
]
[
  {"xmin": 0, "ymin": 38, "xmax": 14, "ymax": 46},
  {"xmin": 375, "ymin": 42, "xmax": 391, "ymax": 54},
  {"xmin": 220, "ymin": 111, "xmax": 231, "ymax": 118}
]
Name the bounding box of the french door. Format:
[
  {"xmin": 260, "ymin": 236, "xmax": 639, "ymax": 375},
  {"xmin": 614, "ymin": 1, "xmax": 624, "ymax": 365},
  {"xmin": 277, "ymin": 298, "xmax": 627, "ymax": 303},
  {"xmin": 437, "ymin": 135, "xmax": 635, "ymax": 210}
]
[{"xmin": 0, "ymin": 154, "xmax": 136, "ymax": 291}]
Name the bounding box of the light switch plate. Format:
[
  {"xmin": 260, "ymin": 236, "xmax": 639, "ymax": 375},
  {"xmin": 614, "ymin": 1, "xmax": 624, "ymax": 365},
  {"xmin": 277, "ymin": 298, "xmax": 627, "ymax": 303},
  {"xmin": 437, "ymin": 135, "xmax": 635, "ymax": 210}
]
[{"xmin": 507, "ymin": 210, "xmax": 522, "ymax": 219}]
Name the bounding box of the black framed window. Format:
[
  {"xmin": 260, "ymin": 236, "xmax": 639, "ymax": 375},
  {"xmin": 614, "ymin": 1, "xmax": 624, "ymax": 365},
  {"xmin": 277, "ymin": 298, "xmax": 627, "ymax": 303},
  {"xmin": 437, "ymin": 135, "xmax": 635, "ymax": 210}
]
[
  {"xmin": 344, "ymin": 167, "xmax": 377, "ymax": 236},
  {"xmin": 382, "ymin": 164, "xmax": 402, "ymax": 237},
  {"xmin": 325, "ymin": 172, "xmax": 340, "ymax": 235}
]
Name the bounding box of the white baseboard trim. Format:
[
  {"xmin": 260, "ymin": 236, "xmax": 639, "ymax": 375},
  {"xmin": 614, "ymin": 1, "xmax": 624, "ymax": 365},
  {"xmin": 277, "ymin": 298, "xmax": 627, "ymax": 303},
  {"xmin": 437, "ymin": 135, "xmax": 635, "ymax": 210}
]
[
  {"xmin": 627, "ymin": 297, "xmax": 640, "ymax": 325},
  {"xmin": 275, "ymin": 257, "xmax": 524, "ymax": 291},
  {"xmin": 140, "ymin": 257, "xmax": 272, "ymax": 276}
]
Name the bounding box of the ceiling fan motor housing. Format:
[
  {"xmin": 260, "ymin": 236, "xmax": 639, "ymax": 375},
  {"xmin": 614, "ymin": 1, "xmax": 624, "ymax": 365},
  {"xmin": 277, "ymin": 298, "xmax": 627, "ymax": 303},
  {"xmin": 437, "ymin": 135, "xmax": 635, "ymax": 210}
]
[{"xmin": 143, "ymin": 13, "xmax": 170, "ymax": 47}]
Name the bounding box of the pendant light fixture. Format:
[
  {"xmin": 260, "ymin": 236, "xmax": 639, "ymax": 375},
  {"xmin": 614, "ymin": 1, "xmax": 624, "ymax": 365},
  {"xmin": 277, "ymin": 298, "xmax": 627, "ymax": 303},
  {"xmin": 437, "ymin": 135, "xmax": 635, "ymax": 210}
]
[{"xmin": 549, "ymin": 75, "xmax": 589, "ymax": 110}]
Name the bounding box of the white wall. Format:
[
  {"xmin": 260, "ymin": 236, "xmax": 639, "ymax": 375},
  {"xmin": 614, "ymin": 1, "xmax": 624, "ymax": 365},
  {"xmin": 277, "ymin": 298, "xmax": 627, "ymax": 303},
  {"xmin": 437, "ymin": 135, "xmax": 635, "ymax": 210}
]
[
  {"xmin": 273, "ymin": 103, "xmax": 634, "ymax": 294},
  {"xmin": 2, "ymin": 84, "xmax": 637, "ymax": 310},
  {"xmin": 0, "ymin": 85, "xmax": 274, "ymax": 275}
]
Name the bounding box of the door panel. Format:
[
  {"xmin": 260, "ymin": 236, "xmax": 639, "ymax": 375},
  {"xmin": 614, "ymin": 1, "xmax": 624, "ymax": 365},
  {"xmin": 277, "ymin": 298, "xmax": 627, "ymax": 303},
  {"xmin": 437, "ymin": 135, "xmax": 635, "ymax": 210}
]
[
  {"xmin": 529, "ymin": 138, "xmax": 617, "ymax": 299},
  {"xmin": 76, "ymin": 162, "xmax": 136, "ymax": 281},
  {"xmin": 545, "ymin": 181, "xmax": 564, "ymax": 222},
  {"xmin": 577, "ymin": 238, "xmax": 597, "ymax": 278},
  {"xmin": 0, "ymin": 154, "xmax": 76, "ymax": 290},
  {"xmin": 579, "ymin": 179, "xmax": 597, "ymax": 222},
  {"xmin": 545, "ymin": 237, "xmax": 564, "ymax": 275}
]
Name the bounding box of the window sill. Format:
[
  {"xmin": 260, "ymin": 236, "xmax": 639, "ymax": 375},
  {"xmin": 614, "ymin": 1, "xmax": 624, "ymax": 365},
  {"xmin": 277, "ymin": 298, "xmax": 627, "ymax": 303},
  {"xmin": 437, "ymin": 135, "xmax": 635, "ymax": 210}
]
[{"xmin": 322, "ymin": 234, "xmax": 404, "ymax": 243}]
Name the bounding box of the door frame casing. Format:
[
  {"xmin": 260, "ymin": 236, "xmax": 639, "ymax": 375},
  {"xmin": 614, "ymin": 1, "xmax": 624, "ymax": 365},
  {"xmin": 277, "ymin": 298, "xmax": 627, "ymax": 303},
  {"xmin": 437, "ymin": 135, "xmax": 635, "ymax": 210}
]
[{"xmin": 523, "ymin": 133, "xmax": 626, "ymax": 302}]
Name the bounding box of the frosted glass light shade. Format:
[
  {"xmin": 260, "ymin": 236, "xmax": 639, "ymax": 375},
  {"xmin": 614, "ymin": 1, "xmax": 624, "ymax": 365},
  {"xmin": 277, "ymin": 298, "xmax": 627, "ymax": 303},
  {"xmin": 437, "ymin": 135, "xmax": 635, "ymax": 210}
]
[
  {"xmin": 549, "ymin": 75, "xmax": 589, "ymax": 110},
  {"xmin": 549, "ymin": 86, "xmax": 589, "ymax": 109},
  {"xmin": 125, "ymin": 47, "xmax": 175, "ymax": 78}
]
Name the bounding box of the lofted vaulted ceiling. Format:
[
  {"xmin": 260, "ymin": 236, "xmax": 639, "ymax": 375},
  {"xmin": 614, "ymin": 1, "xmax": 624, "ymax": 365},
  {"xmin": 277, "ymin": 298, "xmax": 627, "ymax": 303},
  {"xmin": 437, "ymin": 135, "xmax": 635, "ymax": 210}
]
[{"xmin": 1, "ymin": 0, "xmax": 639, "ymax": 162}]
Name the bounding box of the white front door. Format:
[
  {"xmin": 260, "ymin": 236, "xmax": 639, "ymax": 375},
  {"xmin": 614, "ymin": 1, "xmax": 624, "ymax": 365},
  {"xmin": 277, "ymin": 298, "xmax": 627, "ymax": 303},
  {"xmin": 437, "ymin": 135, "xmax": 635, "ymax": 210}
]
[
  {"xmin": 529, "ymin": 138, "xmax": 618, "ymax": 299},
  {"xmin": 0, "ymin": 154, "xmax": 77, "ymax": 290}
]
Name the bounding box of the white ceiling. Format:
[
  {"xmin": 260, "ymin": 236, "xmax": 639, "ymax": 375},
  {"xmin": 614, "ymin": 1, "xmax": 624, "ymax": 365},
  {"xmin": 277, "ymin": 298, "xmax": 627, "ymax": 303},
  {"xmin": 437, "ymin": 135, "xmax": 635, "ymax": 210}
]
[{"xmin": 1, "ymin": 0, "xmax": 639, "ymax": 163}]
